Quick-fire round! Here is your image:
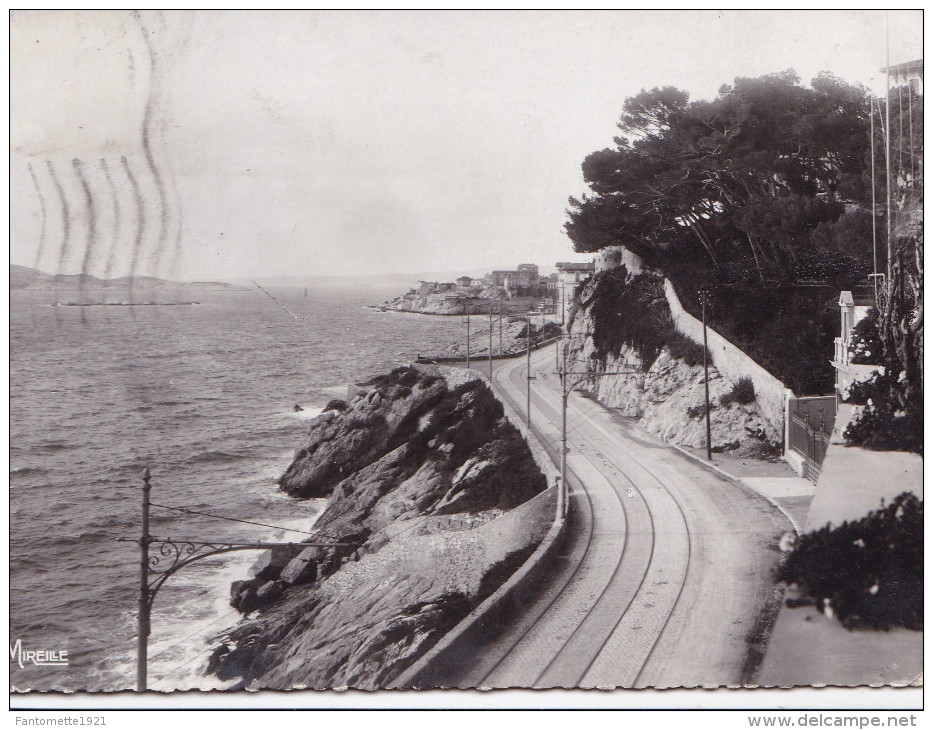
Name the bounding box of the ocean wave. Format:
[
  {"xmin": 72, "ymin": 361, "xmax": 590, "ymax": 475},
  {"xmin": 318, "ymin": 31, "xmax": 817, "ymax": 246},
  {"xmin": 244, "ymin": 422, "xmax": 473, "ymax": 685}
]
[
  {"xmin": 10, "ymin": 466, "xmax": 48, "ymax": 476},
  {"xmin": 34, "ymin": 440, "xmax": 79, "ymax": 453},
  {"xmin": 289, "ymin": 406, "xmax": 325, "ymax": 420},
  {"xmin": 184, "ymin": 450, "xmax": 253, "ymax": 466}
]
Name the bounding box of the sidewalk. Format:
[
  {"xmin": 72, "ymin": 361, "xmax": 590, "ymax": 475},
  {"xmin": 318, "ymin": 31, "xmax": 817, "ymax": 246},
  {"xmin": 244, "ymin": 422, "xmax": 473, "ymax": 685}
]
[
  {"xmin": 674, "ymin": 445, "xmax": 813, "ymax": 535},
  {"xmin": 755, "ymin": 405, "xmax": 923, "ymax": 688},
  {"xmin": 676, "ymin": 431, "xmax": 922, "ymax": 688}
]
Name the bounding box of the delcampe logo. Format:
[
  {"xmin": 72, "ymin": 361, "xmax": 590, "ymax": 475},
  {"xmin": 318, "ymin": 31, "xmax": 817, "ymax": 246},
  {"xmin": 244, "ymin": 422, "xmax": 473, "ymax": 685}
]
[{"xmin": 9, "ymin": 639, "xmax": 69, "ymax": 669}]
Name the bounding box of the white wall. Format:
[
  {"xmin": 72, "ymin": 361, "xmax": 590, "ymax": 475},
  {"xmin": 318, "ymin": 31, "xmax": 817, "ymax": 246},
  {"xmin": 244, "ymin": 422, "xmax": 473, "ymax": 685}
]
[{"xmin": 663, "ymin": 279, "xmax": 792, "ymax": 436}]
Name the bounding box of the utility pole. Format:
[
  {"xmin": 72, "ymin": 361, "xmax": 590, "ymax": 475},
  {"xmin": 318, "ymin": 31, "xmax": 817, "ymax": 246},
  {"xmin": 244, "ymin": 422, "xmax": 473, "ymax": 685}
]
[
  {"xmin": 137, "ymin": 466, "xmax": 151, "ymax": 692},
  {"xmin": 870, "ymin": 80, "xmax": 879, "ymax": 304},
  {"xmin": 488, "ymin": 304, "xmax": 493, "ymax": 378},
  {"xmin": 701, "ymin": 291, "xmax": 713, "ymax": 461},
  {"xmin": 465, "ymin": 301, "xmax": 471, "ymax": 369},
  {"xmin": 885, "ymin": 13, "xmax": 893, "ymax": 283},
  {"xmin": 498, "ymin": 299, "xmax": 503, "ymax": 355},
  {"xmin": 526, "ymin": 316, "xmax": 532, "ymax": 426},
  {"xmin": 556, "ymin": 347, "xmax": 639, "ymax": 519},
  {"xmin": 126, "ymin": 469, "xmax": 350, "ymax": 692}
]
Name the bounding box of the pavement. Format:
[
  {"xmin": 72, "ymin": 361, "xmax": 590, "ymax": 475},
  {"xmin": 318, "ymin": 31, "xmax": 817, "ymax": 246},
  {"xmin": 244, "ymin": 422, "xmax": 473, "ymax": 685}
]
[
  {"xmin": 754, "ymin": 403, "xmax": 923, "ymax": 688},
  {"xmin": 675, "ymin": 445, "xmax": 814, "ymax": 535},
  {"xmin": 462, "ymin": 343, "xmax": 792, "ymax": 689},
  {"xmin": 805, "ymin": 404, "xmax": 923, "ymax": 531}
]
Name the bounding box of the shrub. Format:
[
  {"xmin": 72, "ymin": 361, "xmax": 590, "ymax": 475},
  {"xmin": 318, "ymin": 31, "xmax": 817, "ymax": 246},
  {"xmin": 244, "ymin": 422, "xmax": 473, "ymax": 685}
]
[
  {"xmin": 779, "ymin": 492, "xmax": 923, "ymax": 630},
  {"xmin": 686, "ymin": 403, "xmax": 710, "ymax": 419},
  {"xmin": 848, "ymin": 308, "xmax": 883, "ymax": 365},
  {"xmin": 664, "ymin": 330, "xmax": 707, "ymax": 366},
  {"xmin": 844, "ymin": 405, "xmax": 923, "ymax": 454},
  {"xmin": 791, "ymin": 248, "xmax": 872, "ymax": 283},
  {"xmin": 843, "ymin": 368, "xmax": 923, "ymax": 454},
  {"xmin": 720, "ymin": 377, "xmax": 756, "ymax": 407},
  {"xmin": 671, "ymin": 282, "xmax": 840, "ymax": 395},
  {"xmin": 587, "ymin": 267, "xmax": 698, "ymax": 369}
]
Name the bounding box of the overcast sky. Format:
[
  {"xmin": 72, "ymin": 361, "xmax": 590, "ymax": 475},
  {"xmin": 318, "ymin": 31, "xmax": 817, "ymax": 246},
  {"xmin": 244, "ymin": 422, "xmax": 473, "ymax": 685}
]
[{"xmin": 9, "ymin": 10, "xmax": 923, "ymax": 281}]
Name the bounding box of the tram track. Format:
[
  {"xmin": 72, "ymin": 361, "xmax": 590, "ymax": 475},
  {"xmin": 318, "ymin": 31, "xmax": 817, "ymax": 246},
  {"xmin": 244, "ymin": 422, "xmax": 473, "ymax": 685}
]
[{"xmin": 473, "ymin": 344, "xmax": 788, "ymax": 689}]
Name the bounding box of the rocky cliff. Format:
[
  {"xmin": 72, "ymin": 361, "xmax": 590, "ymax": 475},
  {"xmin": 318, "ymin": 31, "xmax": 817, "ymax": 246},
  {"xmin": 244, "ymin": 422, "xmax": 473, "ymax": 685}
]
[
  {"xmin": 565, "ymin": 269, "xmax": 780, "ymax": 453},
  {"xmin": 207, "ymin": 365, "xmax": 551, "ymax": 689}
]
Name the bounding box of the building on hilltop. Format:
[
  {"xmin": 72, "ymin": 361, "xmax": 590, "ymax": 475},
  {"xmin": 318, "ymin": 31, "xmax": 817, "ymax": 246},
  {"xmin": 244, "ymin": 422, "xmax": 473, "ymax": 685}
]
[
  {"xmin": 594, "ymin": 245, "xmax": 645, "ymax": 274},
  {"xmin": 516, "ymin": 263, "xmax": 539, "ymax": 285},
  {"xmin": 883, "ymin": 58, "xmax": 923, "ymax": 95},
  {"xmin": 487, "ymin": 270, "xmax": 517, "ymax": 289},
  {"xmin": 555, "ymin": 261, "xmax": 595, "ymax": 321}
]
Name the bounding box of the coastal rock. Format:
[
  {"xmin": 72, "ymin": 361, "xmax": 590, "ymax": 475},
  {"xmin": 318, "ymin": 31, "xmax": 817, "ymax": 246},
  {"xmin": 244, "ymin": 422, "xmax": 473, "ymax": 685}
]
[
  {"xmin": 278, "ymin": 367, "xmax": 450, "ymax": 498},
  {"xmin": 208, "ymin": 365, "xmax": 551, "ymax": 690},
  {"xmin": 230, "ymin": 578, "xmax": 262, "ymax": 613},
  {"xmin": 280, "ymin": 548, "xmax": 318, "ymax": 586},
  {"xmin": 249, "ymin": 545, "xmax": 305, "ymax": 582}
]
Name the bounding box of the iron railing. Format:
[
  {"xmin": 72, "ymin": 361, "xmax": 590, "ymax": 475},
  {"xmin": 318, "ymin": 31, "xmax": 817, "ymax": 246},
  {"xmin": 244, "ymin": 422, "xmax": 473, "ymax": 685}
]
[{"xmin": 788, "ymin": 396, "xmax": 836, "ymax": 481}]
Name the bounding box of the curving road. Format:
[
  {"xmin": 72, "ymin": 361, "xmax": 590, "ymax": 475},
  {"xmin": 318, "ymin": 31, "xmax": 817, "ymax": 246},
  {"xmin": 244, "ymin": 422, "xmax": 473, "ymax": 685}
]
[{"xmin": 458, "ymin": 344, "xmax": 791, "ymax": 689}]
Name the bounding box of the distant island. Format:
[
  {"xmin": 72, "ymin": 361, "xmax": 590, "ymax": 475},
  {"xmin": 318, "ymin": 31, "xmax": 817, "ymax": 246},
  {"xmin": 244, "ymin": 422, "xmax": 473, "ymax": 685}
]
[{"xmin": 11, "ymin": 265, "xmax": 246, "ymax": 292}]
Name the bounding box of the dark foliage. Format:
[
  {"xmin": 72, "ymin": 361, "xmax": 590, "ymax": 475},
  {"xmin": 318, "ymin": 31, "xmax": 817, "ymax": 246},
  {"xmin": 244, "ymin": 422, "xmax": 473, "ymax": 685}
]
[
  {"xmin": 586, "ymin": 268, "xmax": 707, "ymax": 368},
  {"xmin": 721, "ymin": 377, "xmax": 756, "ymax": 406},
  {"xmin": 566, "ymin": 72, "xmax": 877, "ymax": 286},
  {"xmin": 779, "ymin": 492, "xmax": 923, "ymax": 630},
  {"xmin": 843, "ymin": 366, "xmax": 923, "ymax": 454},
  {"xmin": 673, "ymin": 282, "xmax": 840, "ymax": 395},
  {"xmin": 686, "ymin": 403, "xmax": 710, "ymax": 420},
  {"xmin": 842, "ymin": 243, "xmax": 923, "ymax": 455},
  {"xmin": 791, "ymin": 248, "xmax": 872, "ymax": 284},
  {"xmin": 844, "ymin": 405, "xmax": 923, "ymax": 454},
  {"xmin": 663, "ymin": 330, "xmax": 707, "ymax": 367}
]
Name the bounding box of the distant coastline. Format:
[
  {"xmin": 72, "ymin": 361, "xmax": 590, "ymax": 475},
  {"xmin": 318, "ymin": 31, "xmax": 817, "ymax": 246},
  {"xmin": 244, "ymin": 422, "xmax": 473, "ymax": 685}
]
[
  {"xmin": 10, "ymin": 264, "xmax": 246, "ymax": 292},
  {"xmin": 50, "ymin": 301, "xmax": 201, "ymax": 307}
]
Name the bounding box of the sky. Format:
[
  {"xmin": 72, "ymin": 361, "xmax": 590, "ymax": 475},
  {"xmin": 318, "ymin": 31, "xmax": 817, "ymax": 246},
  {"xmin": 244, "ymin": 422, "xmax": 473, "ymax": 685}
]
[{"xmin": 9, "ymin": 9, "xmax": 924, "ymax": 282}]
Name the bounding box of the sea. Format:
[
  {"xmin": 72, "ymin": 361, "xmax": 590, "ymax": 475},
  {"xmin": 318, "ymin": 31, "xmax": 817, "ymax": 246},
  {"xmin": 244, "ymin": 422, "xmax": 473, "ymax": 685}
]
[{"xmin": 9, "ymin": 284, "xmax": 465, "ymax": 692}]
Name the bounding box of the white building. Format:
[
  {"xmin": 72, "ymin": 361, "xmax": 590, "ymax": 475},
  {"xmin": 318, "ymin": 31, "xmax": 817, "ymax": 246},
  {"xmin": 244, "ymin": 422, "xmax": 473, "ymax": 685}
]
[{"xmin": 555, "ymin": 261, "xmax": 595, "ymax": 321}]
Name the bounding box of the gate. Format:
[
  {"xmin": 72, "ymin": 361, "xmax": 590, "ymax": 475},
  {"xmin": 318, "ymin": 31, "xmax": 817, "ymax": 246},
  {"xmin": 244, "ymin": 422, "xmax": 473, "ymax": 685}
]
[{"xmin": 788, "ymin": 396, "xmax": 836, "ymax": 482}]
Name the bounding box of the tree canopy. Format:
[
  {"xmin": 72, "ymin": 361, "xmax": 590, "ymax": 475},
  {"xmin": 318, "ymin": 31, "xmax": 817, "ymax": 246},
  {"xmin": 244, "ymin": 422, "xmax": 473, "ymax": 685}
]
[{"xmin": 565, "ymin": 71, "xmax": 877, "ymax": 287}]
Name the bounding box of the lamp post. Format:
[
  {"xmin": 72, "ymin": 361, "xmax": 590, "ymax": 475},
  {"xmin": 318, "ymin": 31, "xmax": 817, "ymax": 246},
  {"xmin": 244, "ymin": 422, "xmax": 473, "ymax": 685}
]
[
  {"xmin": 464, "ymin": 300, "xmax": 471, "ymax": 369},
  {"xmin": 136, "ymin": 467, "xmax": 151, "ymax": 692},
  {"xmin": 498, "ymin": 298, "xmax": 503, "ymax": 355},
  {"xmin": 124, "ymin": 468, "xmax": 351, "ymax": 692}
]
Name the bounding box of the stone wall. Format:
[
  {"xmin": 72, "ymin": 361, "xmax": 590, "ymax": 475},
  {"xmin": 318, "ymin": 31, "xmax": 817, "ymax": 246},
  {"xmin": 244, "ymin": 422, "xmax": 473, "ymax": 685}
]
[{"xmin": 663, "ymin": 279, "xmax": 792, "ymax": 436}]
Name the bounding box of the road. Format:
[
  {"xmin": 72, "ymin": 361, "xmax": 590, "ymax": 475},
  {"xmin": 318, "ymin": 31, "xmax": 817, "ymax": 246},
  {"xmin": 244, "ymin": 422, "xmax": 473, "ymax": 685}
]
[{"xmin": 458, "ymin": 344, "xmax": 791, "ymax": 689}]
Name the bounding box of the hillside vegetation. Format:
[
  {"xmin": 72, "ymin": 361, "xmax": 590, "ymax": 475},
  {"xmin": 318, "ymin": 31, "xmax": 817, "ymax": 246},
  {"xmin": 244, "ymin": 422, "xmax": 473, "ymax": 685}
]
[{"xmin": 564, "ymin": 71, "xmax": 921, "ymax": 397}]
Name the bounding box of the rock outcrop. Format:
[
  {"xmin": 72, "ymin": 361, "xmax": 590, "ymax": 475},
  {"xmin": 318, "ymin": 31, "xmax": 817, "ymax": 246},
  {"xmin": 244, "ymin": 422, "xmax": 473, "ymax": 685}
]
[
  {"xmin": 377, "ymin": 291, "xmax": 539, "ymax": 316},
  {"xmin": 207, "ymin": 365, "xmax": 551, "ymax": 689}
]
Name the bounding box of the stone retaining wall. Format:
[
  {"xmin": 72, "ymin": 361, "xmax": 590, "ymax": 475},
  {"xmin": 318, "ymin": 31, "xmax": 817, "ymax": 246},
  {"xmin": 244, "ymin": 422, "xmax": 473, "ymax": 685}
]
[{"xmin": 663, "ymin": 279, "xmax": 793, "ymax": 436}]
